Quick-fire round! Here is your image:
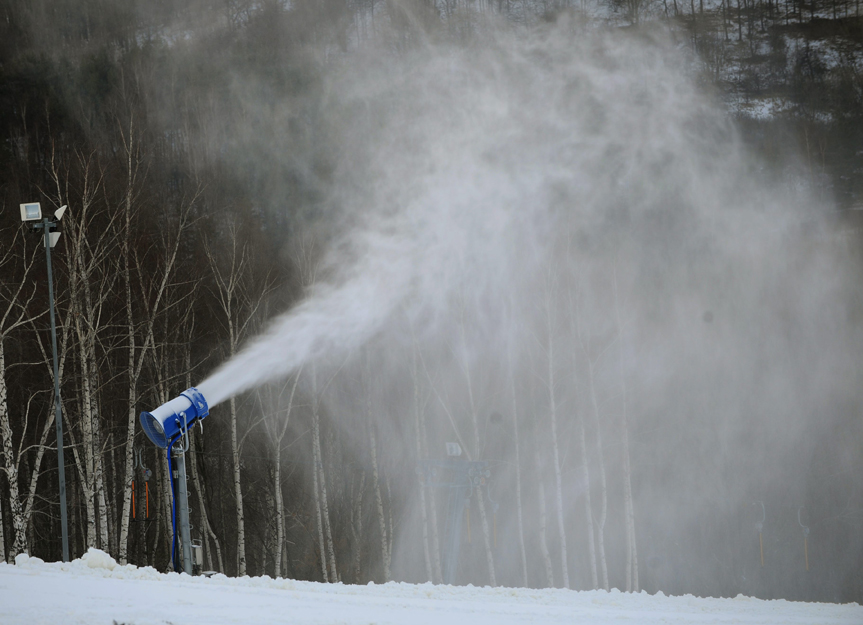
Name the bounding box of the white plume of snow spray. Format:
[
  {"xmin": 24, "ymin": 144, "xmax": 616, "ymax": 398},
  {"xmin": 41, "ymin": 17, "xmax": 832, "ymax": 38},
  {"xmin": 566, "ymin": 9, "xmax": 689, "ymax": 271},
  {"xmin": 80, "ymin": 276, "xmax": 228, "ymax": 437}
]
[{"xmin": 198, "ymin": 22, "xmax": 820, "ymax": 410}]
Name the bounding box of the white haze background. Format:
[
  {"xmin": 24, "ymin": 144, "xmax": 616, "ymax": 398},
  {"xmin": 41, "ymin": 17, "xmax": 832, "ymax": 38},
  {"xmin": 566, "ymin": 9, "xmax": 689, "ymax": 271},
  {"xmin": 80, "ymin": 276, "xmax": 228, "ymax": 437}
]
[{"xmin": 192, "ymin": 19, "xmax": 860, "ymax": 594}]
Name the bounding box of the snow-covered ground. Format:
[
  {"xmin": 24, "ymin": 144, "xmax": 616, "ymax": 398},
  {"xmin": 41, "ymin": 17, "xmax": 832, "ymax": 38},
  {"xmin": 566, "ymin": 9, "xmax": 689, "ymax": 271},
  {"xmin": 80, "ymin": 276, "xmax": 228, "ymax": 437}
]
[{"xmin": 2, "ymin": 550, "xmax": 861, "ymax": 625}]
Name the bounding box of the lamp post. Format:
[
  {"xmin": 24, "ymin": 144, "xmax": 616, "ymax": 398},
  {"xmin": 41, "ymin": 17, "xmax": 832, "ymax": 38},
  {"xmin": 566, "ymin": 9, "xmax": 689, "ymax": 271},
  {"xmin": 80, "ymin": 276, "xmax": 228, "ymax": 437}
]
[{"xmin": 20, "ymin": 202, "xmax": 69, "ymax": 562}]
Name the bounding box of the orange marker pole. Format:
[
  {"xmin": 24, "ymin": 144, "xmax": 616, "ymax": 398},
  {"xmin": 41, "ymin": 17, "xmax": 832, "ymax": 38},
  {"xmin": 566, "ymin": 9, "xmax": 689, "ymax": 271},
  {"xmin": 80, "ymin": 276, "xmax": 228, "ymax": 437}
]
[{"xmin": 145, "ymin": 482, "xmax": 150, "ymax": 520}]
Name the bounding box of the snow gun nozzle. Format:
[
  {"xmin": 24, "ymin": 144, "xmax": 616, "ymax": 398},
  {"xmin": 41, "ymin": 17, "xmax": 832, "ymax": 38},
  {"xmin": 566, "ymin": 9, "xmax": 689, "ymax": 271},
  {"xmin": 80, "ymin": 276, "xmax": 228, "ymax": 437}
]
[{"xmin": 140, "ymin": 388, "xmax": 209, "ymax": 448}]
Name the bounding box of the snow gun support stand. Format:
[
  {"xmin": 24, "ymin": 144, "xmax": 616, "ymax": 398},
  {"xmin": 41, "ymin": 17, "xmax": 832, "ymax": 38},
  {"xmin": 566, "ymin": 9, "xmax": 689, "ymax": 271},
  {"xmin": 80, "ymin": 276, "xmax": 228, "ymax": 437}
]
[
  {"xmin": 170, "ymin": 420, "xmax": 196, "ymax": 575},
  {"xmin": 140, "ymin": 388, "xmax": 209, "ymax": 576},
  {"xmin": 420, "ymin": 443, "xmax": 492, "ymax": 585}
]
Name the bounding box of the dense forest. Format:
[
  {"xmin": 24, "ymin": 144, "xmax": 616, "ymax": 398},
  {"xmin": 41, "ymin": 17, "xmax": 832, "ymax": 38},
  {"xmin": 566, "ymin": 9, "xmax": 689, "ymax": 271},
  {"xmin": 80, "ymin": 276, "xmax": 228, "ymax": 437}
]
[{"xmin": 1, "ymin": 0, "xmax": 862, "ymax": 605}]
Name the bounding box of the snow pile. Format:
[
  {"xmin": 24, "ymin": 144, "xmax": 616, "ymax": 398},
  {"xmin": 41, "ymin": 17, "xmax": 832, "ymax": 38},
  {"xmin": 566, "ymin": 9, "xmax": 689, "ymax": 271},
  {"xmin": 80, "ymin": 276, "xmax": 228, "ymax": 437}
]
[
  {"xmin": 1, "ymin": 550, "xmax": 861, "ymax": 625},
  {"xmin": 11, "ymin": 549, "xmax": 163, "ymax": 580},
  {"xmin": 81, "ymin": 547, "xmax": 118, "ymax": 570}
]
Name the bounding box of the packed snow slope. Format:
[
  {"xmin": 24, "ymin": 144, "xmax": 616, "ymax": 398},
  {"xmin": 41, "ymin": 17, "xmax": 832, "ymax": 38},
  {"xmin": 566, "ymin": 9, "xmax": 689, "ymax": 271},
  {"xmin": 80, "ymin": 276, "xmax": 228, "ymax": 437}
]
[{"xmin": 2, "ymin": 550, "xmax": 860, "ymax": 625}]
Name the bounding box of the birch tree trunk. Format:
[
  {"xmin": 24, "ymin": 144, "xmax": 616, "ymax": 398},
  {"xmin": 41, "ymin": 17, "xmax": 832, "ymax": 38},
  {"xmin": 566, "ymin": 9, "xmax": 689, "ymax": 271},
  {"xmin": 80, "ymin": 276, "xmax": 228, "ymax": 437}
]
[
  {"xmin": 614, "ymin": 270, "xmax": 638, "ymax": 592},
  {"xmin": 386, "ymin": 474, "xmax": 394, "ymax": 573},
  {"xmin": 318, "ymin": 411, "xmax": 338, "ymax": 583},
  {"xmin": 95, "ymin": 441, "xmax": 110, "ymax": 551},
  {"xmin": 544, "ymin": 290, "xmax": 570, "ymax": 589},
  {"xmin": 47, "ymin": 148, "xmax": 118, "ymax": 555},
  {"xmin": 425, "ymin": 440, "xmax": 443, "ymax": 583},
  {"xmin": 0, "ymin": 343, "xmax": 25, "ymax": 556},
  {"xmin": 229, "ymin": 394, "xmax": 247, "ymax": 575},
  {"xmin": 507, "ymin": 348, "xmax": 529, "ymax": 588},
  {"xmin": 0, "ymin": 482, "xmax": 5, "ymax": 562},
  {"xmin": 579, "ymin": 409, "xmax": 598, "ymax": 589},
  {"xmin": 310, "ymin": 365, "xmax": 330, "ymax": 582},
  {"xmin": 590, "ymin": 360, "xmax": 610, "ymax": 592},
  {"xmin": 74, "ymin": 329, "xmax": 98, "ymax": 549},
  {"xmin": 115, "ymin": 117, "xmax": 140, "ymax": 564},
  {"xmin": 570, "ymin": 284, "xmax": 609, "ymax": 590},
  {"xmin": 181, "ymin": 340, "xmax": 222, "ymax": 574},
  {"xmin": 350, "ymin": 470, "xmax": 365, "ymax": 582},
  {"xmin": 411, "ymin": 334, "xmax": 443, "ymax": 582},
  {"xmin": 370, "ymin": 423, "xmax": 391, "ymax": 581},
  {"xmin": 538, "ymin": 478, "xmax": 555, "ymax": 588},
  {"xmin": 89, "ymin": 358, "xmax": 109, "ymax": 552},
  {"xmin": 459, "ymin": 312, "xmax": 497, "ymax": 587},
  {"xmin": 205, "ymin": 226, "xmax": 272, "ymax": 576},
  {"xmin": 117, "ymin": 121, "xmax": 145, "ymax": 565},
  {"xmin": 265, "ymin": 370, "xmax": 301, "ymax": 578},
  {"xmin": 571, "ymin": 288, "xmax": 598, "ymax": 590},
  {"xmin": 0, "ymin": 235, "xmax": 41, "ymax": 559},
  {"xmin": 272, "ymin": 439, "xmax": 284, "ymax": 577},
  {"xmin": 22, "ymin": 408, "xmax": 58, "ymax": 549},
  {"xmin": 410, "ymin": 348, "xmax": 434, "ymax": 583}
]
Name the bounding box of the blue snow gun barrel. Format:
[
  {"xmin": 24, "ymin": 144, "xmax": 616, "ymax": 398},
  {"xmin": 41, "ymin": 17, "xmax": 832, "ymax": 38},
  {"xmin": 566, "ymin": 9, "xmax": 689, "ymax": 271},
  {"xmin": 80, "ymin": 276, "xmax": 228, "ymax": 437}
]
[{"xmin": 140, "ymin": 388, "xmax": 209, "ymax": 448}]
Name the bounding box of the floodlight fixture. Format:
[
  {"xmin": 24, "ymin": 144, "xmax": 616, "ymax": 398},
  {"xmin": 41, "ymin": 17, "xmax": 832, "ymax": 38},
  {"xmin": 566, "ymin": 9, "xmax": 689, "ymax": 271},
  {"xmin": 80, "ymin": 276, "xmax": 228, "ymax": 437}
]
[
  {"xmin": 20, "ymin": 202, "xmax": 42, "ymax": 222},
  {"xmin": 54, "ymin": 205, "xmax": 67, "ymax": 221}
]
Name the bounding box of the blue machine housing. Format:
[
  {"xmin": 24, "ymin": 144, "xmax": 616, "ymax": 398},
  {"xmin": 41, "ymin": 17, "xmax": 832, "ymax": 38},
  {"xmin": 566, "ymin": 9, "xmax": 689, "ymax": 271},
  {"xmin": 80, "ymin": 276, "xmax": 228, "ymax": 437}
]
[{"xmin": 140, "ymin": 387, "xmax": 209, "ymax": 448}]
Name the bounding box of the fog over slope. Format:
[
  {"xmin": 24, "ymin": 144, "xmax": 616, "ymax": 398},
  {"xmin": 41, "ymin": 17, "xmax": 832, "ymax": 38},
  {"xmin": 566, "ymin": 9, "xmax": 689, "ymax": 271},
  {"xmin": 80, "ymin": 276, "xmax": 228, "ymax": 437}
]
[{"xmin": 199, "ymin": 20, "xmax": 863, "ymax": 598}]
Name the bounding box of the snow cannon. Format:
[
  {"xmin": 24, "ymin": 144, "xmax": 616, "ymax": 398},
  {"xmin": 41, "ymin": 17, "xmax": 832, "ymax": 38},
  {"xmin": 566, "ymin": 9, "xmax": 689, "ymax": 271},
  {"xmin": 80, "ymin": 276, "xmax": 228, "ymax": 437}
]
[{"xmin": 140, "ymin": 388, "xmax": 209, "ymax": 449}]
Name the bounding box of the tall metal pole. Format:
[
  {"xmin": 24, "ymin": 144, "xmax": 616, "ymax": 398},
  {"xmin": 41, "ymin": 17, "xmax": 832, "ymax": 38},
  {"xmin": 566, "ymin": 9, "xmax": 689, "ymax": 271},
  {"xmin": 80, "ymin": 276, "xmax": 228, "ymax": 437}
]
[{"xmin": 44, "ymin": 218, "xmax": 69, "ymax": 562}]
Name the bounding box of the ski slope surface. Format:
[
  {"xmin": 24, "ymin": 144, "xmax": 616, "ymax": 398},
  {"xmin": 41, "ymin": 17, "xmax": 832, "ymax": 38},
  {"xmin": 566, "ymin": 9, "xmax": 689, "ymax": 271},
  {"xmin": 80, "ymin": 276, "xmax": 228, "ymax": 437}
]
[{"xmin": 2, "ymin": 550, "xmax": 860, "ymax": 625}]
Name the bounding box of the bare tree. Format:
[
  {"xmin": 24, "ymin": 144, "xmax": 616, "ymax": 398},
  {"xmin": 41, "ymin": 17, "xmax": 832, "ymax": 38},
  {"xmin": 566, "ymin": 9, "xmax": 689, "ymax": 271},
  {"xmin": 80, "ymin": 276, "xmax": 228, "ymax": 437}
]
[
  {"xmin": 260, "ymin": 368, "xmax": 302, "ymax": 577},
  {"xmin": 409, "ymin": 344, "xmax": 435, "ymax": 583},
  {"xmin": 309, "ymin": 362, "xmax": 340, "ymax": 582},
  {"xmin": 0, "ymin": 481, "xmax": 5, "ymax": 562},
  {"xmin": 367, "ymin": 359, "xmax": 392, "ymax": 582},
  {"xmin": 574, "ymin": 288, "xmax": 609, "ymax": 592},
  {"xmin": 47, "ymin": 148, "xmax": 121, "ymax": 553},
  {"xmin": 535, "ymin": 454, "xmax": 555, "ymax": 588},
  {"xmin": 541, "ymin": 272, "xmax": 570, "ymax": 589},
  {"xmin": 349, "ymin": 467, "xmax": 366, "ymax": 581},
  {"xmin": 117, "ymin": 118, "xmax": 197, "ymax": 564},
  {"xmin": 182, "ymin": 310, "xmax": 225, "ymax": 574},
  {"xmin": 457, "ymin": 304, "xmax": 497, "ymax": 587},
  {"xmin": 205, "ymin": 222, "xmax": 272, "ymax": 575},
  {"xmin": 614, "ymin": 269, "xmax": 638, "ymax": 592},
  {"xmin": 506, "ymin": 337, "xmax": 529, "ymax": 588},
  {"xmin": 0, "ymin": 228, "xmax": 48, "ymax": 558}
]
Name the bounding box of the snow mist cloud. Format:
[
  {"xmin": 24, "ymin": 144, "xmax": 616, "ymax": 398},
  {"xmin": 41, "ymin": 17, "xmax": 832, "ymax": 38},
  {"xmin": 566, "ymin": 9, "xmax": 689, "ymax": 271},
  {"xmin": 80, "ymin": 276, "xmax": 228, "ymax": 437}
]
[
  {"xmin": 200, "ymin": 24, "xmax": 775, "ymax": 408},
  {"xmin": 197, "ymin": 18, "xmax": 861, "ymax": 593}
]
